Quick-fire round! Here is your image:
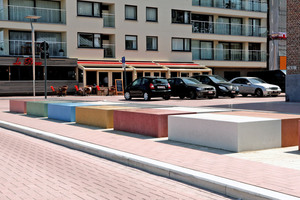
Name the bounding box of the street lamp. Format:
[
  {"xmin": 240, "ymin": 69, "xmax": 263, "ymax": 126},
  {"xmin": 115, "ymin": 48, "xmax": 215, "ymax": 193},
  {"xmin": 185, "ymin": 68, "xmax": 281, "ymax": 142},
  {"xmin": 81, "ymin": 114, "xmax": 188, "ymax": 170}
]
[{"xmin": 25, "ymin": 15, "xmax": 41, "ymax": 97}]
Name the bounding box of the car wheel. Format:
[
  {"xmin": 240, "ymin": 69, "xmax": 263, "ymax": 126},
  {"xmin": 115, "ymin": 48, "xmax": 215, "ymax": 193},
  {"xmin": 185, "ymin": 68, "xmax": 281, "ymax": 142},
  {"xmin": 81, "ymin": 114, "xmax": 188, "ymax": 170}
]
[
  {"xmin": 163, "ymin": 95, "xmax": 170, "ymax": 100},
  {"xmin": 143, "ymin": 92, "xmax": 151, "ymax": 101},
  {"xmin": 242, "ymin": 94, "xmax": 248, "ymax": 97},
  {"xmin": 189, "ymin": 91, "xmax": 196, "ymax": 99},
  {"xmin": 124, "ymin": 92, "xmax": 131, "ymax": 100},
  {"xmin": 255, "ymin": 89, "xmax": 263, "ymax": 97},
  {"xmin": 179, "ymin": 95, "xmax": 185, "ymax": 99},
  {"xmin": 230, "ymin": 94, "xmax": 235, "ymax": 98},
  {"xmin": 208, "ymin": 96, "xmax": 214, "ymax": 99}
]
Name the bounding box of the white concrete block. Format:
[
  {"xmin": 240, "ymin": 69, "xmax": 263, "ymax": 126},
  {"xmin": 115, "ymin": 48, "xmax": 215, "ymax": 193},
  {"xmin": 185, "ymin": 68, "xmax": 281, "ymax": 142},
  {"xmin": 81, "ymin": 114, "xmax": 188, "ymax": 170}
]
[{"xmin": 168, "ymin": 114, "xmax": 281, "ymax": 152}]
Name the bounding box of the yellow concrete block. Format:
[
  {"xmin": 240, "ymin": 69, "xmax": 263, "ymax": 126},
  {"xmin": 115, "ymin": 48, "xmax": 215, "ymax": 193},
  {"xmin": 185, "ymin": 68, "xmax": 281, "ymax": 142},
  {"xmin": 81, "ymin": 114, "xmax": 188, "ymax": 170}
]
[{"xmin": 75, "ymin": 106, "xmax": 135, "ymax": 128}]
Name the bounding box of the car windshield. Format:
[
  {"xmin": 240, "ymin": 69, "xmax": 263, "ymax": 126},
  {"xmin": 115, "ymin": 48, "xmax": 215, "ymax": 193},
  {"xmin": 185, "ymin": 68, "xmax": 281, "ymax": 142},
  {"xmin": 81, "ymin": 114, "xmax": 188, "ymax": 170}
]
[
  {"xmin": 182, "ymin": 78, "xmax": 201, "ymax": 85},
  {"xmin": 153, "ymin": 78, "xmax": 168, "ymax": 84},
  {"xmin": 209, "ymin": 75, "xmax": 228, "ymax": 83},
  {"xmin": 249, "ymin": 78, "xmax": 266, "ymax": 84}
]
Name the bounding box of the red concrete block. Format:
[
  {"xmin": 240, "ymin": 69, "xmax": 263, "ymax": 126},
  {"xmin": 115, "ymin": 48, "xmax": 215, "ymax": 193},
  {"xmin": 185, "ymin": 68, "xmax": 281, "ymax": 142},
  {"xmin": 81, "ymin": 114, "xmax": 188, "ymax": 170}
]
[
  {"xmin": 9, "ymin": 99, "xmax": 45, "ymax": 113},
  {"xmin": 114, "ymin": 109, "xmax": 196, "ymax": 138},
  {"xmin": 217, "ymin": 111, "xmax": 300, "ymax": 147}
]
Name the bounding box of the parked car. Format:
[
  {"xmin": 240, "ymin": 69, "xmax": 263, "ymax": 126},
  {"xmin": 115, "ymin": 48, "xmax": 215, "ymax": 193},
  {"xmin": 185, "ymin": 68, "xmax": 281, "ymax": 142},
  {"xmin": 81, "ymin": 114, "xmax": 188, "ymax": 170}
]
[
  {"xmin": 124, "ymin": 77, "xmax": 171, "ymax": 101},
  {"xmin": 191, "ymin": 75, "xmax": 239, "ymax": 98},
  {"xmin": 247, "ymin": 70, "xmax": 286, "ymax": 92},
  {"xmin": 168, "ymin": 77, "xmax": 216, "ymax": 99},
  {"xmin": 229, "ymin": 77, "xmax": 281, "ymax": 97}
]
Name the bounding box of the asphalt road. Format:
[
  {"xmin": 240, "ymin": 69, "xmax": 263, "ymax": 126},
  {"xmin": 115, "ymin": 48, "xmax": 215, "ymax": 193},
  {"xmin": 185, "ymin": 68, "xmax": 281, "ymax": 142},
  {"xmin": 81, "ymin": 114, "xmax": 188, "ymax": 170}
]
[{"xmin": 0, "ymin": 127, "xmax": 234, "ymax": 200}]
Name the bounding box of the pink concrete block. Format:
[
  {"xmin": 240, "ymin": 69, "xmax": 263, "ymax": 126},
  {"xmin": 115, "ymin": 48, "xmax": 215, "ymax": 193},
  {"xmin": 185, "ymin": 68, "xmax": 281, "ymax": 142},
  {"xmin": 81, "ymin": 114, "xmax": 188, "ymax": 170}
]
[
  {"xmin": 114, "ymin": 109, "xmax": 196, "ymax": 138},
  {"xmin": 9, "ymin": 99, "xmax": 45, "ymax": 113}
]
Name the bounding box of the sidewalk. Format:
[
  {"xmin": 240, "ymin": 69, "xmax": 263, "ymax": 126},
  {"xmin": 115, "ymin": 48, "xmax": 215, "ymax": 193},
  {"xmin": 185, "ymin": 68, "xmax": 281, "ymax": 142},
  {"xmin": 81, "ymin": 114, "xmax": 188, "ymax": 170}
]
[{"xmin": 1, "ymin": 97, "xmax": 300, "ymax": 200}]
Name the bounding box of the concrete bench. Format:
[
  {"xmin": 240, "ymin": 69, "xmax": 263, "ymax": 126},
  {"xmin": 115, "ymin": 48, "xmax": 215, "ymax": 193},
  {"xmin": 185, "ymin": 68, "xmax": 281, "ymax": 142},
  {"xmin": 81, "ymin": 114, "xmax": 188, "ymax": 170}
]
[
  {"xmin": 48, "ymin": 102, "xmax": 120, "ymax": 122},
  {"xmin": 168, "ymin": 113, "xmax": 281, "ymax": 152},
  {"xmin": 114, "ymin": 109, "xmax": 197, "ymax": 138},
  {"xmin": 9, "ymin": 99, "xmax": 46, "ymax": 113},
  {"xmin": 26, "ymin": 101, "xmax": 72, "ymax": 117},
  {"xmin": 216, "ymin": 111, "xmax": 300, "ymax": 147},
  {"xmin": 75, "ymin": 106, "xmax": 136, "ymax": 128}
]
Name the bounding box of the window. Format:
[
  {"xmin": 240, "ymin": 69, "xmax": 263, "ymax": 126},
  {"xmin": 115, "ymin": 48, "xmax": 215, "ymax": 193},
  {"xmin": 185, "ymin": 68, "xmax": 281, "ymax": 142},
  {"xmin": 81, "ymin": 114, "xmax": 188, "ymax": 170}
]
[
  {"xmin": 77, "ymin": 1, "xmax": 101, "ymax": 17},
  {"xmin": 172, "ymin": 10, "xmax": 190, "ymax": 24},
  {"xmin": 125, "ymin": 5, "xmax": 137, "ymax": 20},
  {"xmin": 146, "ymin": 36, "xmax": 158, "ymax": 51},
  {"xmin": 146, "ymin": 7, "xmax": 157, "ymax": 22},
  {"xmin": 125, "ymin": 35, "xmax": 137, "ymax": 50},
  {"xmin": 78, "ymin": 33, "xmax": 101, "ymax": 48},
  {"xmin": 249, "ymin": 18, "xmax": 261, "ymax": 36},
  {"xmin": 219, "ymin": 42, "xmax": 243, "ymax": 61},
  {"xmin": 172, "ymin": 38, "xmax": 191, "ymax": 51}
]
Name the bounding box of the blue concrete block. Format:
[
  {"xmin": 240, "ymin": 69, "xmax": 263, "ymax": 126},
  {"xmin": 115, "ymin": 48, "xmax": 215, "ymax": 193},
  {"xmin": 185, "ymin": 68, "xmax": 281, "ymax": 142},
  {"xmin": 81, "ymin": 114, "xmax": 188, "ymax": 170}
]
[{"xmin": 48, "ymin": 102, "xmax": 104, "ymax": 122}]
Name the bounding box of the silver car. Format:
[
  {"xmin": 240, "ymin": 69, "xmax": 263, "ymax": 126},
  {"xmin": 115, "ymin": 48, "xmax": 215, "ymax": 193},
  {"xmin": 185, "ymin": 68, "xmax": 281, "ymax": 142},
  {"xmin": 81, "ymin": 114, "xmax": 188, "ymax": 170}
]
[{"xmin": 229, "ymin": 77, "xmax": 281, "ymax": 97}]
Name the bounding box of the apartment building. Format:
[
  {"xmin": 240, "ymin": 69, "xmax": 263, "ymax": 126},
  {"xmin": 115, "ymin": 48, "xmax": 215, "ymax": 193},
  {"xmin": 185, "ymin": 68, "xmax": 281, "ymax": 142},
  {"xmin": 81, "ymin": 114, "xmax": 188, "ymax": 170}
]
[{"xmin": 0, "ymin": 0, "xmax": 267, "ymax": 95}]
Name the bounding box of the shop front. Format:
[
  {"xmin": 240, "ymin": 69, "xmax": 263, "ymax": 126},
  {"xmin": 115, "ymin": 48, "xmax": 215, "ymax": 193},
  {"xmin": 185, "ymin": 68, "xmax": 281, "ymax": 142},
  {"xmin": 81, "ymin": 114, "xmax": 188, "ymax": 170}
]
[
  {"xmin": 0, "ymin": 57, "xmax": 78, "ymax": 95},
  {"xmin": 78, "ymin": 60, "xmax": 212, "ymax": 94}
]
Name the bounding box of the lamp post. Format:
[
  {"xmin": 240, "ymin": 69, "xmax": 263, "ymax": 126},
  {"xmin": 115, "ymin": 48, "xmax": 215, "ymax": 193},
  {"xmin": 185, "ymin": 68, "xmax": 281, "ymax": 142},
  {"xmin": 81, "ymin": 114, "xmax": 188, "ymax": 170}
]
[{"xmin": 25, "ymin": 15, "xmax": 41, "ymax": 97}]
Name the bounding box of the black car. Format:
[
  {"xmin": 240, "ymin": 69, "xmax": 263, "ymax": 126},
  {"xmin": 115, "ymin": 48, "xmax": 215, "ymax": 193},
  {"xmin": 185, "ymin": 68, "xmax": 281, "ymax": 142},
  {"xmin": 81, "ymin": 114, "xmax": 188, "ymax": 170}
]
[
  {"xmin": 168, "ymin": 77, "xmax": 216, "ymax": 99},
  {"xmin": 124, "ymin": 77, "xmax": 171, "ymax": 101},
  {"xmin": 191, "ymin": 75, "xmax": 239, "ymax": 98}
]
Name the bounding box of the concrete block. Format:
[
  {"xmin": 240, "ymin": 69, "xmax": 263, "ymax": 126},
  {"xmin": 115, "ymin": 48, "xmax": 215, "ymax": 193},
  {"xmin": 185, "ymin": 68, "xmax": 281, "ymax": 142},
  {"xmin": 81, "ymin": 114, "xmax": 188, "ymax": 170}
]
[
  {"xmin": 217, "ymin": 111, "xmax": 300, "ymax": 147},
  {"xmin": 168, "ymin": 113, "xmax": 281, "ymax": 152},
  {"xmin": 76, "ymin": 106, "xmax": 136, "ymax": 128},
  {"xmin": 286, "ymin": 74, "xmax": 300, "ymax": 102},
  {"xmin": 9, "ymin": 99, "xmax": 45, "ymax": 113},
  {"xmin": 26, "ymin": 101, "xmax": 72, "ymax": 117},
  {"xmin": 114, "ymin": 109, "xmax": 197, "ymax": 138}
]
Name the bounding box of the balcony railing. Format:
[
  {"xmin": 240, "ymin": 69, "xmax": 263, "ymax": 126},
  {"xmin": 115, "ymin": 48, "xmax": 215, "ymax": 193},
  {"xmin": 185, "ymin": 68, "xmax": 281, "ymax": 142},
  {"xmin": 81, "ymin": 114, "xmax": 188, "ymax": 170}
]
[
  {"xmin": 103, "ymin": 13, "xmax": 115, "ymax": 28},
  {"xmin": 1, "ymin": 40, "xmax": 66, "ymax": 57},
  {"xmin": 0, "ymin": 5, "xmax": 66, "ymax": 24},
  {"xmin": 103, "ymin": 44, "xmax": 115, "ymax": 58},
  {"xmin": 192, "ymin": 20, "xmax": 267, "ymax": 37},
  {"xmin": 192, "ymin": 0, "xmax": 268, "ymax": 12},
  {"xmin": 192, "ymin": 48, "xmax": 266, "ymax": 62}
]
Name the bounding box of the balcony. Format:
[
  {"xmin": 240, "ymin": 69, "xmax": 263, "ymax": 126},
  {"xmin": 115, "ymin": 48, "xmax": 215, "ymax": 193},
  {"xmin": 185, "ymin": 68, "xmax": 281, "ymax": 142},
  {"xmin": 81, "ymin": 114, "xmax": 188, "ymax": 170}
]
[
  {"xmin": 192, "ymin": 48, "xmax": 266, "ymax": 62},
  {"xmin": 103, "ymin": 44, "xmax": 115, "ymax": 58},
  {"xmin": 192, "ymin": 20, "xmax": 267, "ymax": 37},
  {"xmin": 0, "ymin": 5, "xmax": 66, "ymax": 24},
  {"xmin": 192, "ymin": 0, "xmax": 268, "ymax": 12},
  {"xmin": 103, "ymin": 13, "xmax": 115, "ymax": 28},
  {"xmin": 0, "ymin": 40, "xmax": 67, "ymax": 57}
]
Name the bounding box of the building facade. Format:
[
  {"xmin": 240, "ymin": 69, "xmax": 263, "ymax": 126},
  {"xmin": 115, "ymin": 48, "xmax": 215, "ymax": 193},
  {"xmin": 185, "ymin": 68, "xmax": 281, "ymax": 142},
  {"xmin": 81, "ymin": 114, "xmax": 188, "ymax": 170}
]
[
  {"xmin": 0, "ymin": 0, "xmax": 268, "ymax": 95},
  {"xmin": 286, "ymin": 0, "xmax": 300, "ymax": 102}
]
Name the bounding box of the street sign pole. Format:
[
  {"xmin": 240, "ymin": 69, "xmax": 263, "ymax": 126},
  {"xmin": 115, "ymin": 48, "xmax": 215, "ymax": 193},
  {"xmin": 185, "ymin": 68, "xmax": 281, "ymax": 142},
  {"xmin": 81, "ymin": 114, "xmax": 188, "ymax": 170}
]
[
  {"xmin": 122, "ymin": 56, "xmax": 127, "ymax": 89},
  {"xmin": 42, "ymin": 41, "xmax": 48, "ymax": 99}
]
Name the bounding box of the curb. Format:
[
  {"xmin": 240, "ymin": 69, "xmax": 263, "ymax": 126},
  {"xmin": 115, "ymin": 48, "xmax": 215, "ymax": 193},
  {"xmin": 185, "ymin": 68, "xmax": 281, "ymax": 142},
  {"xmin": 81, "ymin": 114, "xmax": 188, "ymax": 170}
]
[{"xmin": 0, "ymin": 120, "xmax": 298, "ymax": 200}]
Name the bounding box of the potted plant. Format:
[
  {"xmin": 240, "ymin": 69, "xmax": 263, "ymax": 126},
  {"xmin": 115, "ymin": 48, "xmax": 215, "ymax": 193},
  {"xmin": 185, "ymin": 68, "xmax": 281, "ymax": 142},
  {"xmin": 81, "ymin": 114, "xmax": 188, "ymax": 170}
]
[{"xmin": 59, "ymin": 49, "xmax": 64, "ymax": 56}]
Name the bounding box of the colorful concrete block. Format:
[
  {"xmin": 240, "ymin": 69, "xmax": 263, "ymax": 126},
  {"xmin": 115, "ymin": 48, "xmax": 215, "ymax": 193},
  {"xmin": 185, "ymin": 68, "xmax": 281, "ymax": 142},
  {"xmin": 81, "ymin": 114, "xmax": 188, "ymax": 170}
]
[
  {"xmin": 76, "ymin": 106, "xmax": 135, "ymax": 128},
  {"xmin": 168, "ymin": 113, "xmax": 281, "ymax": 152},
  {"xmin": 26, "ymin": 101, "xmax": 72, "ymax": 117},
  {"xmin": 9, "ymin": 99, "xmax": 45, "ymax": 113},
  {"xmin": 216, "ymin": 111, "xmax": 300, "ymax": 147},
  {"xmin": 114, "ymin": 109, "xmax": 197, "ymax": 138}
]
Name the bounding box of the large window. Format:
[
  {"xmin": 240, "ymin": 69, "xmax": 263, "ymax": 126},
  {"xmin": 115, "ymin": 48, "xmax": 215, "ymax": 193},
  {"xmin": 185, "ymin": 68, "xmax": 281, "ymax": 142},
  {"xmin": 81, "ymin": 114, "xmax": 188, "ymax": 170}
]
[
  {"xmin": 146, "ymin": 36, "xmax": 158, "ymax": 51},
  {"xmin": 125, "ymin": 35, "xmax": 137, "ymax": 50},
  {"xmin": 249, "ymin": 18, "xmax": 261, "ymax": 36},
  {"xmin": 172, "ymin": 10, "xmax": 190, "ymax": 24},
  {"xmin": 125, "ymin": 5, "xmax": 137, "ymax": 20},
  {"xmin": 146, "ymin": 7, "xmax": 157, "ymax": 22},
  {"xmin": 78, "ymin": 33, "xmax": 101, "ymax": 48},
  {"xmin": 172, "ymin": 38, "xmax": 191, "ymax": 52},
  {"xmin": 192, "ymin": 40, "xmax": 213, "ymax": 60},
  {"xmin": 77, "ymin": 1, "xmax": 101, "ymax": 17},
  {"xmin": 219, "ymin": 42, "xmax": 243, "ymax": 61}
]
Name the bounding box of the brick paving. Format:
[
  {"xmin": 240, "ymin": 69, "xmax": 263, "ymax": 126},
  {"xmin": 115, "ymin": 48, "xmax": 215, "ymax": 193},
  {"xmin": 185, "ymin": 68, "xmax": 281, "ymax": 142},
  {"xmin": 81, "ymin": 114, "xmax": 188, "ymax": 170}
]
[
  {"xmin": 0, "ymin": 128, "xmax": 233, "ymax": 200},
  {"xmin": 1, "ymin": 95, "xmax": 300, "ymax": 199}
]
